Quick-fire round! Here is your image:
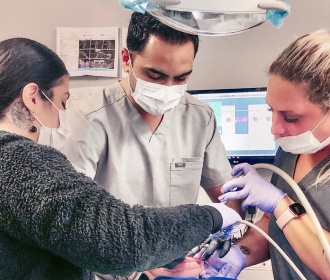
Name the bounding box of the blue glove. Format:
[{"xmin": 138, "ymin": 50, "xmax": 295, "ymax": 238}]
[
  {"xmin": 201, "ymin": 245, "xmax": 246, "ymax": 278},
  {"xmin": 207, "ymin": 203, "xmax": 241, "ymax": 228},
  {"xmin": 219, "ymin": 163, "xmax": 286, "ymax": 213}
]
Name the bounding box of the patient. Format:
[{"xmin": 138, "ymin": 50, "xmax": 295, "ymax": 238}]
[{"xmin": 144, "ymin": 257, "xmax": 203, "ymax": 280}]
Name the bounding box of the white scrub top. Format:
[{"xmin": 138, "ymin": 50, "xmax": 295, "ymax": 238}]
[{"xmin": 63, "ymin": 81, "xmax": 232, "ymax": 207}]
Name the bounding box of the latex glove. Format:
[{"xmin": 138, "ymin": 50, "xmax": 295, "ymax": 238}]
[
  {"xmin": 219, "ymin": 163, "xmax": 286, "ymax": 213},
  {"xmin": 202, "ymin": 238, "xmax": 232, "ymax": 261},
  {"xmin": 199, "ymin": 224, "xmax": 240, "ymax": 260},
  {"xmin": 144, "ymin": 257, "xmax": 202, "ymax": 280},
  {"xmin": 192, "ymin": 238, "xmax": 232, "ymax": 261},
  {"xmin": 200, "ymin": 245, "xmax": 246, "ymax": 279},
  {"xmin": 207, "ymin": 202, "xmax": 241, "ymax": 228}
]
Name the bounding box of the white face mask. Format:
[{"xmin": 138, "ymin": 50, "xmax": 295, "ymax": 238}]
[
  {"xmin": 128, "ymin": 55, "xmax": 187, "ymax": 116},
  {"xmin": 33, "ymin": 91, "xmax": 72, "ymax": 151},
  {"xmin": 275, "ymin": 111, "xmax": 330, "ymax": 154}
]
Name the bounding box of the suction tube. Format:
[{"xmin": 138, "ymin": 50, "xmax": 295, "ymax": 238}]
[
  {"xmin": 253, "ymin": 163, "xmax": 330, "ymax": 264},
  {"xmin": 239, "ymin": 220, "xmax": 307, "ymax": 280}
]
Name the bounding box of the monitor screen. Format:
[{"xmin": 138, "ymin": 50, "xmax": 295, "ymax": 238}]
[{"xmin": 189, "ymin": 88, "xmax": 278, "ymax": 165}]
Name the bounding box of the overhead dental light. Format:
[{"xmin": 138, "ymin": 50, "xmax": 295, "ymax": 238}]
[{"xmin": 119, "ymin": 0, "xmax": 290, "ymax": 36}]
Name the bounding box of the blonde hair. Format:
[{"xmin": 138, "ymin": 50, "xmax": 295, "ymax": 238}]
[
  {"xmin": 269, "ymin": 30, "xmax": 330, "ymax": 187},
  {"xmin": 269, "ymin": 29, "xmax": 330, "ymax": 109},
  {"xmin": 311, "ymin": 162, "xmax": 330, "ymax": 188}
]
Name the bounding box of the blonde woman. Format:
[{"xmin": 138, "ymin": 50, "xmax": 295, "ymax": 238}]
[{"xmin": 205, "ymin": 30, "xmax": 330, "ymax": 280}]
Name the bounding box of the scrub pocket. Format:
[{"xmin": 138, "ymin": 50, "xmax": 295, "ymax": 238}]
[{"xmin": 170, "ymin": 157, "xmax": 203, "ymax": 206}]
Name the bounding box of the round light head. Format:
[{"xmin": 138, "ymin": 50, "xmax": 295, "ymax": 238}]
[
  {"xmin": 146, "ymin": 0, "xmax": 287, "ymax": 36},
  {"xmin": 148, "ymin": 8, "xmax": 267, "ymax": 36}
]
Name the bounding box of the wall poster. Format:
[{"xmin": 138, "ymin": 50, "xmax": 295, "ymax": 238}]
[{"xmin": 57, "ymin": 27, "xmax": 119, "ymax": 77}]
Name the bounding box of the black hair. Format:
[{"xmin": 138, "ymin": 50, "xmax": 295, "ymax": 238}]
[
  {"xmin": 126, "ymin": 12, "xmax": 199, "ymax": 57},
  {"xmin": 0, "ymin": 38, "xmax": 68, "ymax": 119}
]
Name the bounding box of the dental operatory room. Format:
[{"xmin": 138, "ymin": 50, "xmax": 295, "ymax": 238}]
[{"xmin": 1, "ymin": 1, "xmax": 330, "ymax": 280}]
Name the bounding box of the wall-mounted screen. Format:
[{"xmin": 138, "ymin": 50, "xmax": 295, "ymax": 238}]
[{"xmin": 189, "ymin": 88, "xmax": 278, "ymax": 165}]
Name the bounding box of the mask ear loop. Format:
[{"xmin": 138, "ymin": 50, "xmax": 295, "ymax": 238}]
[
  {"xmin": 127, "ymin": 52, "xmax": 137, "ymax": 95},
  {"xmin": 311, "ymin": 110, "xmax": 329, "ymax": 132},
  {"xmin": 40, "ymin": 90, "xmax": 60, "ymax": 112},
  {"xmin": 29, "ymin": 90, "xmax": 59, "ymax": 131}
]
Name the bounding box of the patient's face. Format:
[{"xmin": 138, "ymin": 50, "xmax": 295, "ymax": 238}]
[{"xmin": 145, "ymin": 257, "xmax": 203, "ymax": 280}]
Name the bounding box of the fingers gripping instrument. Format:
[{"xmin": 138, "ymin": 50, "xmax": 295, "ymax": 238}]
[
  {"xmin": 187, "ymin": 226, "xmax": 237, "ymax": 260},
  {"xmin": 201, "ymin": 238, "xmax": 232, "ymax": 260}
]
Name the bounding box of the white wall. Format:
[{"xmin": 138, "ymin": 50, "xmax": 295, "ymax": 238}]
[
  {"xmin": 0, "ymin": 0, "xmax": 131, "ymax": 88},
  {"xmin": 0, "ymin": 0, "xmax": 329, "ymax": 90},
  {"xmin": 191, "ymin": 0, "xmax": 330, "ymax": 90}
]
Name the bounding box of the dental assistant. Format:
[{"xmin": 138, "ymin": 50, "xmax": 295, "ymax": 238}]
[
  {"xmin": 202, "ymin": 30, "xmax": 330, "ymax": 280},
  {"xmin": 0, "ymin": 37, "xmax": 242, "ymax": 280}
]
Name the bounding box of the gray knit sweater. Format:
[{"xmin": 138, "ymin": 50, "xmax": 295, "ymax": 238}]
[{"xmin": 0, "ymin": 131, "xmax": 222, "ymax": 280}]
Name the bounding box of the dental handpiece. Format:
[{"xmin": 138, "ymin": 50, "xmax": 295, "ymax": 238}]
[{"xmin": 186, "ymin": 236, "xmax": 212, "ymax": 257}]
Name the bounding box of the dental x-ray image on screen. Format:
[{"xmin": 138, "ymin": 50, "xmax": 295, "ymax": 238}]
[{"xmin": 190, "ymin": 87, "xmax": 278, "ymax": 164}]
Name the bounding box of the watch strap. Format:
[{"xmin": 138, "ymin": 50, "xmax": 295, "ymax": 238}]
[
  {"xmin": 276, "ymin": 207, "xmax": 295, "ymax": 230},
  {"xmin": 276, "ymin": 202, "xmax": 306, "ymax": 230}
]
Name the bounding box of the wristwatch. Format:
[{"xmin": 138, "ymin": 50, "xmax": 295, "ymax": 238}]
[{"xmin": 276, "ymin": 202, "xmax": 306, "ymax": 230}]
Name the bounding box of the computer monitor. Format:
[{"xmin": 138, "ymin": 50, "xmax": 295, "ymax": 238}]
[{"xmin": 189, "ymin": 88, "xmax": 278, "ymax": 165}]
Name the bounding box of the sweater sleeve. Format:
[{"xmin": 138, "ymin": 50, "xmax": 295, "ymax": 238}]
[{"xmin": 0, "ymin": 134, "xmax": 222, "ymax": 276}]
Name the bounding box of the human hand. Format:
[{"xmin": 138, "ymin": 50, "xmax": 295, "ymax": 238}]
[
  {"xmin": 219, "ymin": 163, "xmax": 286, "ymax": 213},
  {"xmin": 207, "ymin": 202, "xmax": 241, "ymax": 228},
  {"xmin": 144, "ymin": 257, "xmax": 202, "ymax": 280},
  {"xmin": 200, "ymin": 245, "xmax": 246, "ymax": 279}
]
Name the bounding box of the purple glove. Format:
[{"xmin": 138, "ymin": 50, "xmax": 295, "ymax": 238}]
[
  {"xmin": 201, "ymin": 245, "xmax": 247, "ymax": 278},
  {"xmin": 208, "ymin": 203, "xmax": 241, "ymax": 228},
  {"xmin": 219, "ymin": 163, "xmax": 286, "ymax": 213}
]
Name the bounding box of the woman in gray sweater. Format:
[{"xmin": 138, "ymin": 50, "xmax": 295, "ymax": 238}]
[{"xmin": 0, "ymin": 38, "xmax": 240, "ymax": 279}]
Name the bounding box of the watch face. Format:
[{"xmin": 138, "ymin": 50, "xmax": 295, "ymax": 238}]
[{"xmin": 289, "ymin": 202, "xmax": 306, "ymax": 215}]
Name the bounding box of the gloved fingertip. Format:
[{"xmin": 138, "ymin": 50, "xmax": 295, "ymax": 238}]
[
  {"xmin": 218, "ymin": 240, "xmax": 232, "ymax": 258},
  {"xmin": 218, "ymin": 195, "xmax": 227, "ymax": 202},
  {"xmin": 241, "ymin": 205, "xmax": 248, "ymax": 211},
  {"xmin": 219, "ymin": 195, "xmax": 229, "ymax": 204},
  {"xmin": 231, "ymin": 168, "xmax": 242, "ymax": 176}
]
